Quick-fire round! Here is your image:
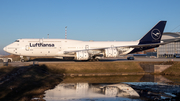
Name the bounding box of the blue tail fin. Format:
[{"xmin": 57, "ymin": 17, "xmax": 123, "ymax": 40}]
[{"xmin": 139, "ymin": 21, "xmax": 166, "ymax": 44}]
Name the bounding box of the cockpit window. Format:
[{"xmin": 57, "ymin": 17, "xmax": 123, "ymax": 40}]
[{"xmin": 15, "ymin": 40, "xmax": 19, "ymax": 42}]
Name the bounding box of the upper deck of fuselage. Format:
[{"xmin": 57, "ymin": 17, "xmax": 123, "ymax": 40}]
[
  {"xmin": 15, "ymin": 39, "xmax": 83, "ymax": 43},
  {"xmin": 15, "ymin": 38, "xmax": 138, "ymax": 43},
  {"xmin": 13, "ymin": 38, "xmax": 139, "ymax": 47}
]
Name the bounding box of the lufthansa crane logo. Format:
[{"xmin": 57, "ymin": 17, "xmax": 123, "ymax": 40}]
[{"xmin": 151, "ymin": 29, "xmax": 161, "ymax": 40}]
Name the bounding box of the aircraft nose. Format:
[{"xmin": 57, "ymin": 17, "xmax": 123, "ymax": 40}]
[{"xmin": 3, "ymin": 46, "xmax": 7, "ymax": 52}]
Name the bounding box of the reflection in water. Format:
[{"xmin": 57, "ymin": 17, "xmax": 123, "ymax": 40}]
[
  {"xmin": 44, "ymin": 75, "xmax": 180, "ymax": 101},
  {"xmin": 44, "ymin": 83, "xmax": 140, "ymax": 101}
]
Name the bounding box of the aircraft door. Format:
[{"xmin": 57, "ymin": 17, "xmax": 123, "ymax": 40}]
[
  {"xmin": 25, "ymin": 45, "xmax": 29, "ymax": 51},
  {"xmin": 58, "ymin": 41, "xmax": 62, "ymax": 52},
  {"xmin": 56, "ymin": 41, "xmax": 63, "ymax": 56},
  {"xmin": 59, "ymin": 46, "xmax": 62, "ymax": 51},
  {"xmin": 13, "ymin": 48, "xmax": 18, "ymax": 54}
]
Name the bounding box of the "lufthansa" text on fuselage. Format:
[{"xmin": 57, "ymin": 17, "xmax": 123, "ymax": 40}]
[{"xmin": 30, "ymin": 43, "xmax": 55, "ymax": 47}]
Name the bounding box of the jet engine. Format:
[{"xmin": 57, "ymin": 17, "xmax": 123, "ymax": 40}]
[
  {"xmin": 105, "ymin": 48, "xmax": 118, "ymax": 57},
  {"xmin": 75, "ymin": 51, "xmax": 89, "ymax": 60}
]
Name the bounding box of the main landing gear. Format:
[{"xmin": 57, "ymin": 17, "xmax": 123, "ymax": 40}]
[{"xmin": 89, "ymin": 56, "xmax": 99, "ymax": 62}]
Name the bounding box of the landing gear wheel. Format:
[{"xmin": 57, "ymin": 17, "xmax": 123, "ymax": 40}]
[
  {"xmin": 95, "ymin": 58, "xmax": 99, "ymax": 61},
  {"xmin": 89, "ymin": 58, "xmax": 99, "ymax": 62},
  {"xmin": 8, "ymin": 59, "xmax": 11, "ymax": 62},
  {"xmin": 21, "ymin": 59, "xmax": 25, "ymax": 62}
]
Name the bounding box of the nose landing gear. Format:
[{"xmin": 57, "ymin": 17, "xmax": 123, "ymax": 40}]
[
  {"xmin": 20, "ymin": 56, "xmax": 30, "ymax": 62},
  {"xmin": 20, "ymin": 56, "xmax": 25, "ymax": 62}
]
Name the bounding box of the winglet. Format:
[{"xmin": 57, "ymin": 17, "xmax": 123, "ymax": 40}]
[{"xmin": 139, "ymin": 21, "xmax": 167, "ymax": 44}]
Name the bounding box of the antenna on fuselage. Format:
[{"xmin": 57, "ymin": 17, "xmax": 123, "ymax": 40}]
[
  {"xmin": 65, "ymin": 26, "xmax": 67, "ymax": 39},
  {"xmin": 47, "ymin": 34, "xmax": 49, "ymax": 39}
]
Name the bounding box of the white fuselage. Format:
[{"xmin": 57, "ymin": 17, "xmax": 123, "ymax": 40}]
[{"xmin": 3, "ymin": 39, "xmax": 139, "ymax": 57}]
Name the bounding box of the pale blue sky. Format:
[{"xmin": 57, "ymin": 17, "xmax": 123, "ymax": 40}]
[{"xmin": 1, "ymin": 0, "xmax": 180, "ymax": 55}]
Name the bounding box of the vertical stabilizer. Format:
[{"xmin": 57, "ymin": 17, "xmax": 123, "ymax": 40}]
[{"xmin": 139, "ymin": 21, "xmax": 166, "ymax": 44}]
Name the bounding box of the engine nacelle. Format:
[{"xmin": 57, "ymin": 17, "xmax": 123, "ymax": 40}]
[
  {"xmin": 75, "ymin": 51, "xmax": 89, "ymax": 60},
  {"xmin": 105, "ymin": 48, "xmax": 118, "ymax": 57}
]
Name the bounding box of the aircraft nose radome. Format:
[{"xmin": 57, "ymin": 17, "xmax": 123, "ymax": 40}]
[{"xmin": 3, "ymin": 47, "xmax": 7, "ymax": 52}]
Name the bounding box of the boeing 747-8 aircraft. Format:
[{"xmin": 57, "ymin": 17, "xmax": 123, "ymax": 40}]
[{"xmin": 4, "ymin": 21, "xmax": 167, "ymax": 62}]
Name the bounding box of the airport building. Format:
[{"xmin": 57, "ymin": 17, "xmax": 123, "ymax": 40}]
[{"xmin": 157, "ymin": 32, "xmax": 180, "ymax": 58}]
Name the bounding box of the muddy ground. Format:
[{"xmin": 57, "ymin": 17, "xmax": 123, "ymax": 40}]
[{"xmin": 0, "ymin": 65, "xmax": 63, "ymax": 101}]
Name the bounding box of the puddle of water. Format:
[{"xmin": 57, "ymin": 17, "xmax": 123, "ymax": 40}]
[
  {"xmin": 44, "ymin": 83, "xmax": 141, "ymax": 101},
  {"xmin": 43, "ymin": 75, "xmax": 180, "ymax": 101}
]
